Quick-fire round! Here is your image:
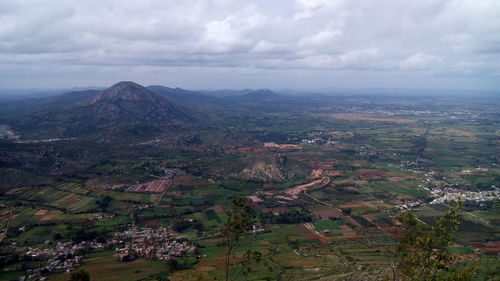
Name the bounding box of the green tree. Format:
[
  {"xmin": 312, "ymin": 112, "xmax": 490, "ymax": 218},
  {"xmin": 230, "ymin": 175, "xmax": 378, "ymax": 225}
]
[
  {"xmin": 222, "ymin": 197, "xmax": 255, "ymax": 281},
  {"xmin": 165, "ymin": 258, "xmax": 178, "ymax": 273},
  {"xmin": 395, "ymin": 202, "xmax": 474, "ymax": 281},
  {"xmin": 242, "ymin": 249, "xmax": 262, "ymax": 273},
  {"xmin": 69, "ymin": 267, "xmax": 90, "ymax": 281}
]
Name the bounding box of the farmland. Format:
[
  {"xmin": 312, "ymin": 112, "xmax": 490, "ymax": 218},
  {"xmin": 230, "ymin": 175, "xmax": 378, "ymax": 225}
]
[
  {"xmin": 125, "ymin": 178, "xmax": 172, "ymax": 193},
  {"xmin": 0, "ymin": 93, "xmax": 499, "ymax": 280}
]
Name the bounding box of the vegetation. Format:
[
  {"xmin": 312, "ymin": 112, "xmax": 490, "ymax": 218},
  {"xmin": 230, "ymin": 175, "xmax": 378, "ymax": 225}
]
[
  {"xmin": 222, "ymin": 198, "xmax": 256, "ymax": 281},
  {"xmin": 0, "ymin": 85, "xmax": 498, "ymax": 280},
  {"xmin": 69, "ymin": 267, "xmax": 90, "ymax": 281},
  {"xmin": 395, "ymin": 203, "xmax": 475, "ymax": 281}
]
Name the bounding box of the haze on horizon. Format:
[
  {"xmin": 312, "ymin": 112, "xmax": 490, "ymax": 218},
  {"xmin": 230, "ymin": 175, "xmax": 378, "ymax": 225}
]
[{"xmin": 1, "ymin": 0, "xmax": 499, "ymax": 91}]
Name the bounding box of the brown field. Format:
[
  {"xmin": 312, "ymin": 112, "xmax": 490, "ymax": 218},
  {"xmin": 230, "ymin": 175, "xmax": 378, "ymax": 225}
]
[
  {"xmin": 310, "ymin": 169, "xmax": 343, "ymax": 178},
  {"xmin": 355, "ymin": 169, "xmax": 387, "ymax": 180},
  {"xmin": 306, "ymin": 161, "xmax": 335, "ymax": 170},
  {"xmin": 173, "ymin": 175, "xmax": 202, "ymax": 187},
  {"xmin": 34, "ymin": 209, "xmax": 48, "ymax": 216},
  {"xmin": 342, "ymin": 216, "xmax": 362, "ymax": 227},
  {"xmin": 278, "ymin": 177, "xmax": 329, "ymax": 200},
  {"xmin": 225, "ymin": 146, "xmax": 267, "ymax": 153},
  {"xmin": 207, "ymin": 205, "xmax": 224, "ymax": 213},
  {"xmin": 286, "ymin": 259, "xmax": 318, "ymax": 267},
  {"xmin": 311, "ymin": 207, "xmax": 343, "ymax": 219},
  {"xmin": 303, "ymin": 223, "xmax": 330, "ymax": 244},
  {"xmin": 470, "ymin": 241, "xmax": 500, "ymax": 254},
  {"xmin": 310, "ymin": 169, "xmax": 323, "ymax": 178},
  {"xmin": 150, "ymin": 194, "xmax": 160, "ymax": 202},
  {"xmin": 343, "ymin": 186, "xmax": 360, "ymax": 192},
  {"xmin": 201, "ymin": 237, "xmax": 225, "ymax": 243},
  {"xmin": 146, "ymin": 219, "xmax": 158, "ymax": 227},
  {"xmin": 192, "ymin": 253, "xmax": 245, "ymax": 273},
  {"xmin": 337, "ymin": 232, "xmax": 360, "ymax": 239},
  {"xmin": 363, "ymin": 214, "xmax": 376, "ymax": 223},
  {"xmin": 339, "ymin": 201, "xmax": 376, "ymax": 209},
  {"xmin": 246, "ymin": 195, "xmax": 262, "ymax": 203},
  {"xmin": 264, "ymin": 142, "xmax": 302, "ymax": 150},
  {"xmin": 55, "ymin": 193, "xmax": 79, "ymax": 205},
  {"xmin": 197, "ymin": 265, "xmax": 216, "ymax": 271},
  {"xmin": 5, "ymin": 187, "xmax": 28, "ymax": 195},
  {"xmin": 331, "ymin": 113, "xmax": 415, "ymax": 123},
  {"xmin": 387, "ymin": 174, "xmax": 415, "ymax": 182},
  {"xmin": 379, "ymin": 226, "xmax": 401, "ymax": 237},
  {"xmin": 40, "ymin": 214, "xmax": 55, "ymax": 221},
  {"xmin": 126, "ymin": 178, "xmax": 171, "ymax": 193}
]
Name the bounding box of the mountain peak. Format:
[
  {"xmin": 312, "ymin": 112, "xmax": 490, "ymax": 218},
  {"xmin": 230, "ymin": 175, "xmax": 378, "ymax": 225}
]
[
  {"xmin": 89, "ymin": 81, "xmax": 159, "ymax": 104},
  {"xmin": 246, "ymin": 89, "xmax": 277, "ymax": 97},
  {"xmin": 110, "ymin": 81, "xmax": 143, "ymax": 90}
]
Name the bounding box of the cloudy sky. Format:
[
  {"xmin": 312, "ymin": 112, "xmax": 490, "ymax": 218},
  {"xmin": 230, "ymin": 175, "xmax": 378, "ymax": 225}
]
[{"xmin": 1, "ymin": 0, "xmax": 499, "ymax": 90}]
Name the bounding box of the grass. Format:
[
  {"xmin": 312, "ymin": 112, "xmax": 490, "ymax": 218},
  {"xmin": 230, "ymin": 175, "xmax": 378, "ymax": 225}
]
[
  {"xmin": 313, "ymin": 220, "xmax": 342, "ymax": 232},
  {"xmin": 48, "ymin": 252, "xmax": 168, "ymax": 281}
]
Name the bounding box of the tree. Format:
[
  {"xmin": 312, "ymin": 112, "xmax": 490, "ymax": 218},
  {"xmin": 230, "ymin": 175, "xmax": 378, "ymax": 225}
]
[
  {"xmin": 395, "ymin": 202, "xmax": 474, "ymax": 281},
  {"xmin": 69, "ymin": 267, "xmax": 90, "ymax": 281},
  {"xmin": 165, "ymin": 258, "xmax": 178, "ymax": 273},
  {"xmin": 242, "ymin": 250, "xmax": 262, "ymax": 274},
  {"xmin": 221, "ymin": 197, "xmax": 255, "ymax": 281},
  {"xmin": 96, "ymin": 196, "xmax": 111, "ymax": 211}
]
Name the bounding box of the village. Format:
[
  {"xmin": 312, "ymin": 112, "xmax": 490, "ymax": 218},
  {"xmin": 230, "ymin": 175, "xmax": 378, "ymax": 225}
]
[
  {"xmin": 428, "ymin": 187, "xmax": 500, "ymax": 208},
  {"xmin": 395, "ymin": 184, "xmax": 500, "ymax": 211},
  {"xmin": 22, "ymin": 241, "xmax": 104, "ymax": 280},
  {"xmin": 112, "ymin": 226, "xmax": 197, "ymax": 261},
  {"xmin": 18, "ymin": 227, "xmax": 196, "ymax": 280}
]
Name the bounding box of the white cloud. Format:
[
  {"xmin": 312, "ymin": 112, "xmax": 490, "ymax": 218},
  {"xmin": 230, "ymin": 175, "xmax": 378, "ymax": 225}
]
[
  {"xmin": 0, "ymin": 0, "xmax": 499, "ymax": 89},
  {"xmin": 298, "ymin": 29, "xmax": 343, "ymax": 49},
  {"xmin": 399, "ymin": 52, "xmax": 442, "ymax": 70}
]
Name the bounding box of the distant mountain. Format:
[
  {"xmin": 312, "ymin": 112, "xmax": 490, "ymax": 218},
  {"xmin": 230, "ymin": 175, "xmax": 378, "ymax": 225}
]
[
  {"xmin": 146, "ymin": 85, "xmax": 220, "ymax": 108},
  {"xmin": 239, "ymin": 89, "xmax": 280, "ymax": 100},
  {"xmin": 222, "ymin": 89, "xmax": 282, "ymax": 104},
  {"xmin": 14, "ymin": 81, "xmax": 198, "ymax": 139},
  {"xmin": 198, "ymin": 89, "xmax": 254, "ymax": 97},
  {"xmin": 0, "ymin": 90, "xmax": 99, "ymax": 120}
]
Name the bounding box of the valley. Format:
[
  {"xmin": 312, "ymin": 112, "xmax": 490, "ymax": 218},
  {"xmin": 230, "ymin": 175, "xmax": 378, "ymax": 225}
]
[{"xmin": 0, "ymin": 82, "xmax": 499, "ymax": 281}]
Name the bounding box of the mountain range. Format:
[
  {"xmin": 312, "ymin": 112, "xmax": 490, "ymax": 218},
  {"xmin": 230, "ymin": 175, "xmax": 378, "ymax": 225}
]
[{"xmin": 4, "ymin": 81, "xmax": 281, "ymax": 140}]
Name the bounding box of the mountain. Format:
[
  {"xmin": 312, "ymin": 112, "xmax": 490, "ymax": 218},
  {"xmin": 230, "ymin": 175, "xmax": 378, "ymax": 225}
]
[
  {"xmin": 14, "ymin": 81, "xmax": 198, "ymax": 139},
  {"xmin": 197, "ymin": 89, "xmax": 254, "ymax": 97},
  {"xmin": 0, "ymin": 90, "xmax": 99, "ymax": 120},
  {"xmin": 146, "ymin": 85, "xmax": 220, "ymax": 109},
  {"xmin": 239, "ymin": 89, "xmax": 280, "ymax": 101},
  {"xmin": 223, "ymin": 89, "xmax": 282, "ymax": 104}
]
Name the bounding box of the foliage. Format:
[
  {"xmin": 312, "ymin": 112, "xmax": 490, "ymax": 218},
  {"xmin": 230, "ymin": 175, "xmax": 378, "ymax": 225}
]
[
  {"xmin": 172, "ymin": 219, "xmax": 204, "ymax": 232},
  {"xmin": 165, "ymin": 258, "xmax": 178, "ymax": 273},
  {"xmin": 221, "ymin": 197, "xmax": 256, "ymax": 281},
  {"xmin": 395, "ymin": 202, "xmax": 475, "ymax": 281},
  {"xmin": 259, "ymin": 209, "xmax": 312, "ymax": 224},
  {"xmin": 69, "ymin": 267, "xmax": 90, "ymax": 281},
  {"xmin": 95, "ymin": 196, "xmax": 112, "ymax": 211},
  {"xmin": 70, "ymin": 228, "xmax": 107, "ymax": 243}
]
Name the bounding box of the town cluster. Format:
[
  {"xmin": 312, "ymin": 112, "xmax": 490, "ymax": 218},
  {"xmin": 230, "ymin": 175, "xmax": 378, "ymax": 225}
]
[
  {"xmin": 113, "ymin": 227, "xmax": 196, "ymax": 261},
  {"xmin": 20, "ymin": 227, "xmax": 195, "ymax": 280},
  {"xmin": 429, "ymin": 187, "xmax": 500, "ymax": 207},
  {"xmin": 23, "ymin": 241, "xmax": 104, "ymax": 280}
]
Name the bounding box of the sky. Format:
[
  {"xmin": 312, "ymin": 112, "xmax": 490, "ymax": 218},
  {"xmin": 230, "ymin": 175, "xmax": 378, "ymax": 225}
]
[{"xmin": 1, "ymin": 0, "xmax": 499, "ymax": 90}]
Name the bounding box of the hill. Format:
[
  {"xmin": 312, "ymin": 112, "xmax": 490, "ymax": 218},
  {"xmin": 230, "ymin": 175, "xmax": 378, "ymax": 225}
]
[
  {"xmin": 13, "ymin": 81, "xmax": 198, "ymax": 139},
  {"xmin": 146, "ymin": 85, "xmax": 220, "ymax": 109},
  {"xmin": 222, "ymin": 89, "xmax": 282, "ymax": 104}
]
